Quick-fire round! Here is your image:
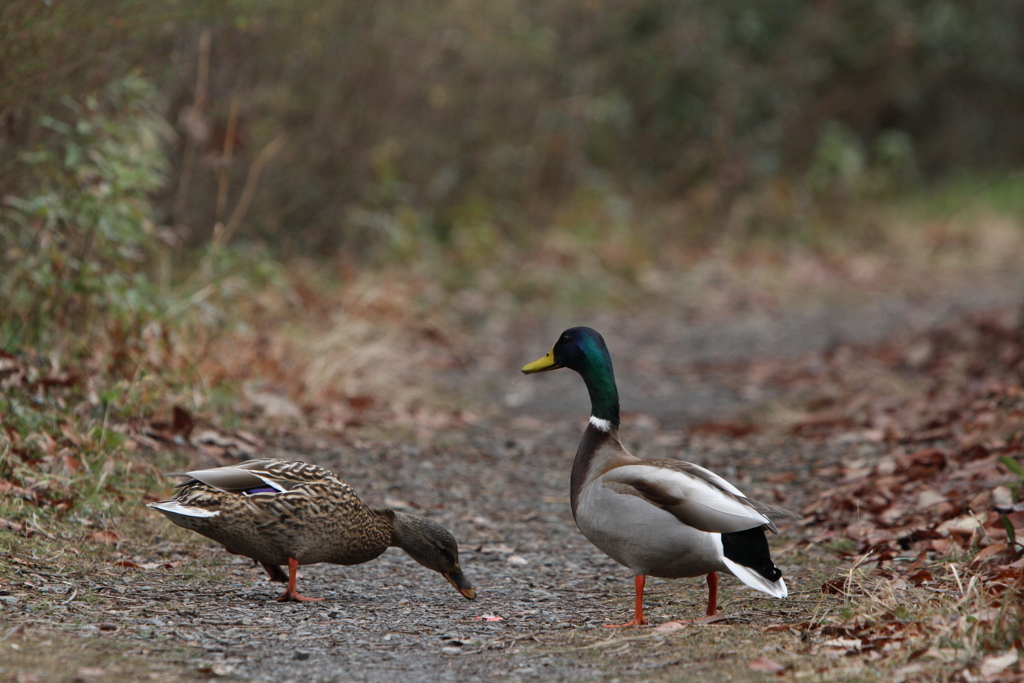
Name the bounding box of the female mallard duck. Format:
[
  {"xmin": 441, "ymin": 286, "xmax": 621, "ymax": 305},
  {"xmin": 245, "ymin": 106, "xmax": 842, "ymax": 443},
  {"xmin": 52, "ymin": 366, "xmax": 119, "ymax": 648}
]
[
  {"xmin": 148, "ymin": 459, "xmax": 475, "ymax": 602},
  {"xmin": 522, "ymin": 327, "xmax": 796, "ymax": 627}
]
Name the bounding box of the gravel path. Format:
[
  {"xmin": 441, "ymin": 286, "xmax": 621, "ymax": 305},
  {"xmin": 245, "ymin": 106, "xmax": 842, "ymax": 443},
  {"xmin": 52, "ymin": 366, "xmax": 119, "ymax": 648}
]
[
  {"xmin": 3, "ymin": 282, "xmax": 1020, "ymax": 682},
  {"xmin": 3, "ymin": 423, "xmax": 837, "ymax": 682}
]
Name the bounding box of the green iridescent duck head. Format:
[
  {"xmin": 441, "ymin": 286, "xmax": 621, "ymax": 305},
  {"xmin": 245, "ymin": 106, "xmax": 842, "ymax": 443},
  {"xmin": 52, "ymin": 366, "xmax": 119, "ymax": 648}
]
[{"xmin": 522, "ymin": 327, "xmax": 620, "ymax": 428}]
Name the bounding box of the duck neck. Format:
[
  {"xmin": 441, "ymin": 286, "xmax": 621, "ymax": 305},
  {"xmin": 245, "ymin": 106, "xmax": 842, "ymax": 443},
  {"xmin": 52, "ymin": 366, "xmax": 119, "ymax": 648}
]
[
  {"xmin": 579, "ymin": 360, "xmax": 620, "ymax": 431},
  {"xmin": 371, "ymin": 507, "xmax": 400, "ymax": 544},
  {"xmin": 570, "ymin": 422, "xmax": 616, "ymax": 517},
  {"xmin": 567, "ymin": 359, "xmax": 620, "ymax": 517},
  {"xmin": 385, "ymin": 510, "xmax": 412, "ymax": 549},
  {"xmin": 388, "ymin": 511, "xmax": 440, "ymax": 553}
]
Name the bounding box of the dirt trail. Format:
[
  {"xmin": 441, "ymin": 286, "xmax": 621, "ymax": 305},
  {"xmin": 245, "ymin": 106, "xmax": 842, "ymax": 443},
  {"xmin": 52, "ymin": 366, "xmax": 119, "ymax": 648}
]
[{"xmin": 3, "ymin": 282, "xmax": 1021, "ymax": 682}]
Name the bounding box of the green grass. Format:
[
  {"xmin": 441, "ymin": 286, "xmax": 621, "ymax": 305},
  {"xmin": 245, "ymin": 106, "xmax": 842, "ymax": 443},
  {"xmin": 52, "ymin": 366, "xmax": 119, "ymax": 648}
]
[{"xmin": 911, "ymin": 171, "xmax": 1024, "ymax": 218}]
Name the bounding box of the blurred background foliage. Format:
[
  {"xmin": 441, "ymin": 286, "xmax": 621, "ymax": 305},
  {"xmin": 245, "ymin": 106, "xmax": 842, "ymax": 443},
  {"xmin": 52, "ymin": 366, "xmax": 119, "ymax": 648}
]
[
  {"xmin": 6, "ymin": 0, "xmax": 1024, "ymax": 247},
  {"xmin": 4, "ymin": 0, "xmax": 1024, "ymax": 530},
  {"xmin": 3, "ymin": 0, "xmax": 1024, "ymax": 352}
]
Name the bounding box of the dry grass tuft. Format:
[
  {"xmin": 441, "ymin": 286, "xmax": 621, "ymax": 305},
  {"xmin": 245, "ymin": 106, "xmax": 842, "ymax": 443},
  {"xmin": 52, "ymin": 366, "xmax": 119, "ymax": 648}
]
[{"xmin": 810, "ymin": 558, "xmax": 1023, "ymax": 679}]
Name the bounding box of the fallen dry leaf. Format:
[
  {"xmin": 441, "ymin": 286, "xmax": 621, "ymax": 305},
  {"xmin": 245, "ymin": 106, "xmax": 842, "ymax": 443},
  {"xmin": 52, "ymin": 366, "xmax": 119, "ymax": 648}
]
[
  {"xmin": 937, "ymin": 512, "xmax": 986, "ymax": 536},
  {"xmin": 979, "ymin": 649, "xmax": 1019, "ymax": 677},
  {"xmin": 61, "ymin": 453, "xmax": 83, "ymax": 473},
  {"xmin": 654, "ymin": 621, "xmax": 685, "ymax": 633},
  {"xmin": 821, "ymin": 578, "xmax": 851, "ymax": 595},
  {"xmin": 748, "ymin": 655, "xmax": 786, "ymax": 672},
  {"xmin": 172, "ymin": 405, "xmax": 195, "ymax": 439},
  {"xmin": 820, "ymin": 637, "xmax": 862, "ymax": 652},
  {"xmin": 0, "ymin": 517, "xmax": 27, "ymax": 534},
  {"xmin": 970, "ymin": 543, "xmax": 1010, "ymax": 567},
  {"xmin": 89, "ymin": 530, "xmax": 119, "ymax": 545}
]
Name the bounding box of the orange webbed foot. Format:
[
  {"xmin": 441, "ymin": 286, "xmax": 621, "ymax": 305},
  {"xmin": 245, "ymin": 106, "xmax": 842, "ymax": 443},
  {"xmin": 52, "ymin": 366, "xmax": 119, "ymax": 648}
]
[
  {"xmin": 275, "ymin": 589, "xmax": 324, "ymax": 602},
  {"xmin": 274, "ymin": 558, "xmax": 323, "ymax": 602}
]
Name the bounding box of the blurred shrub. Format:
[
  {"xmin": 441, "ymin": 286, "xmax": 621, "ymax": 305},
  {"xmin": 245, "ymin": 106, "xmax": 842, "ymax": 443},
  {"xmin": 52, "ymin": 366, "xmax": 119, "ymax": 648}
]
[
  {"xmin": 809, "ymin": 121, "xmax": 869, "ymax": 202},
  {"xmin": 0, "ymin": 76, "xmax": 172, "ymax": 351},
  {"xmin": 150, "ymin": 0, "xmax": 1024, "ymax": 251},
  {"xmin": 0, "ymin": 0, "xmax": 199, "ymax": 191},
  {"xmin": 5, "ymin": 0, "xmax": 1024, "ymax": 256}
]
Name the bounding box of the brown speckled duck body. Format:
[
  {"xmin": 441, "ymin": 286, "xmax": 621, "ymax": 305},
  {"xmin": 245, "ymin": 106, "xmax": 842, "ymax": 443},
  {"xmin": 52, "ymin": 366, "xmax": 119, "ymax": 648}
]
[{"xmin": 149, "ymin": 459, "xmax": 474, "ymax": 602}]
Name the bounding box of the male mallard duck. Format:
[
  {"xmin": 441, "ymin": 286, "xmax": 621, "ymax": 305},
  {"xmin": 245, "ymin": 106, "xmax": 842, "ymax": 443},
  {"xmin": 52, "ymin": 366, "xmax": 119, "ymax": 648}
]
[
  {"xmin": 148, "ymin": 459, "xmax": 475, "ymax": 602},
  {"xmin": 522, "ymin": 327, "xmax": 797, "ymax": 627}
]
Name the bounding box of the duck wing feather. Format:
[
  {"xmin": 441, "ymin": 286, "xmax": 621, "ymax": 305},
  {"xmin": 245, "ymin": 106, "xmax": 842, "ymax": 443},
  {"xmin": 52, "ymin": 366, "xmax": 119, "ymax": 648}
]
[
  {"xmin": 172, "ymin": 460, "xmax": 340, "ymax": 494},
  {"xmin": 600, "ymin": 461, "xmax": 800, "ymax": 535}
]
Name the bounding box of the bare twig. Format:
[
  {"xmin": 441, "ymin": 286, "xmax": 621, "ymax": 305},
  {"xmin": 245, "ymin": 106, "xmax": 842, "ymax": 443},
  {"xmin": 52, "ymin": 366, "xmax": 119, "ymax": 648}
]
[
  {"xmin": 216, "ymin": 133, "xmax": 287, "ymax": 248},
  {"xmin": 172, "ymin": 29, "xmax": 212, "ymax": 222},
  {"xmin": 215, "ymin": 95, "xmax": 240, "ymax": 222}
]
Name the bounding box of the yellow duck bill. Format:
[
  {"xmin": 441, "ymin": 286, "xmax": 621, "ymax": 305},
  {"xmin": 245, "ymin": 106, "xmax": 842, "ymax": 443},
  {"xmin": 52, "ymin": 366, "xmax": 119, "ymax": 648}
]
[{"xmin": 522, "ymin": 348, "xmax": 561, "ymax": 374}]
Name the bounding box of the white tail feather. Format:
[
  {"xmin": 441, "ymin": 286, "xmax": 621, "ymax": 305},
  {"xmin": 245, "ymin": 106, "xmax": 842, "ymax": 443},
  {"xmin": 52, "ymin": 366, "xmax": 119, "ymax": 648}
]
[
  {"xmin": 148, "ymin": 501, "xmax": 220, "ymax": 518},
  {"xmin": 722, "ymin": 557, "xmax": 788, "ymax": 598}
]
